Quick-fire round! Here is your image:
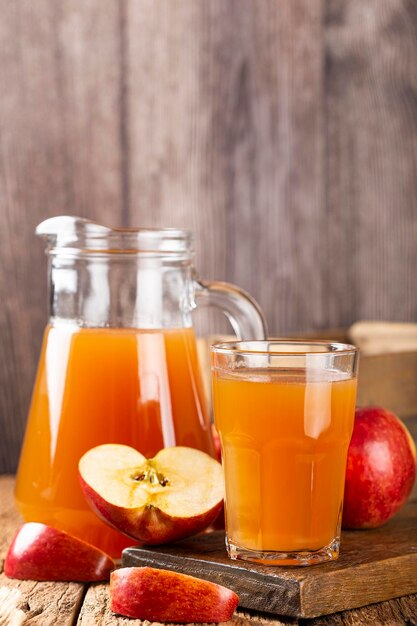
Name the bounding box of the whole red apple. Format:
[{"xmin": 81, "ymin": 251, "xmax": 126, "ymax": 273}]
[
  {"xmin": 110, "ymin": 567, "xmax": 239, "ymax": 622},
  {"xmin": 4, "ymin": 523, "xmax": 114, "ymax": 581},
  {"xmin": 342, "ymin": 406, "xmax": 416, "ymax": 529},
  {"xmin": 79, "ymin": 444, "xmax": 224, "ymax": 545}
]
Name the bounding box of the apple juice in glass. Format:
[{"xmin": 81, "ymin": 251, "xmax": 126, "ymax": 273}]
[
  {"xmin": 15, "ymin": 217, "xmax": 266, "ymax": 556},
  {"xmin": 212, "ymin": 341, "xmax": 358, "ymax": 566}
]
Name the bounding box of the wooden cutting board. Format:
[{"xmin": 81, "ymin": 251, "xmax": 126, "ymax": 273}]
[{"xmin": 122, "ymin": 502, "xmax": 417, "ymax": 619}]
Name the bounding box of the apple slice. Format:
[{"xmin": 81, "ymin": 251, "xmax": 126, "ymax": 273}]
[
  {"xmin": 110, "ymin": 567, "xmax": 239, "ymax": 622},
  {"xmin": 79, "ymin": 444, "xmax": 224, "ymax": 545},
  {"xmin": 4, "ymin": 523, "xmax": 114, "ymax": 581}
]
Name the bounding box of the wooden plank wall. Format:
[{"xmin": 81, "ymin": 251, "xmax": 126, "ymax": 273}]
[{"xmin": 0, "ymin": 0, "xmax": 417, "ymax": 472}]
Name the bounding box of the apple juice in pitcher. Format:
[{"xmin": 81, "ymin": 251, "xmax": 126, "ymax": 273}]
[{"xmin": 16, "ymin": 217, "xmax": 266, "ymax": 555}]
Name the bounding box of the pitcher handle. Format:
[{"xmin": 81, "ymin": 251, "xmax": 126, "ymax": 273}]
[{"xmin": 194, "ymin": 280, "xmax": 267, "ymax": 340}]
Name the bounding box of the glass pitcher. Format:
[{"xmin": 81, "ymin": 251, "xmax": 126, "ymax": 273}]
[{"xmin": 15, "ymin": 216, "xmax": 267, "ymax": 556}]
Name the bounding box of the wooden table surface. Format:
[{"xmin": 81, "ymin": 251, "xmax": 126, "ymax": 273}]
[{"xmin": 1, "ymin": 476, "xmax": 417, "ymax": 626}]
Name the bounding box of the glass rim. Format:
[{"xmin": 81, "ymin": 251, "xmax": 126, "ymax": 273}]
[{"xmin": 211, "ymin": 339, "xmax": 358, "ymax": 357}]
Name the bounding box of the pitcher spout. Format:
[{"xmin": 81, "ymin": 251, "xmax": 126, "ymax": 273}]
[
  {"xmin": 36, "ymin": 216, "xmax": 111, "ymax": 246},
  {"xmin": 36, "ymin": 215, "xmax": 193, "ymax": 255}
]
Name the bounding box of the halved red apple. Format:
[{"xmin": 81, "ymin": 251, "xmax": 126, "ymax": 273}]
[{"xmin": 79, "ymin": 445, "xmax": 224, "ymax": 545}]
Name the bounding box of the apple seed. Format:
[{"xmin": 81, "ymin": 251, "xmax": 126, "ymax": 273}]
[{"xmin": 131, "ymin": 465, "xmax": 169, "ymax": 487}]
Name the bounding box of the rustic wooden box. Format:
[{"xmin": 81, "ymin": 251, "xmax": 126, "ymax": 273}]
[
  {"xmin": 197, "ymin": 329, "xmax": 417, "ymax": 500},
  {"xmin": 198, "ymin": 330, "xmax": 417, "ymax": 419}
]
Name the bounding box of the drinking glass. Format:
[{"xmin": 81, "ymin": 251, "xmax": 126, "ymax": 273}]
[{"xmin": 211, "ymin": 340, "xmax": 359, "ymax": 566}]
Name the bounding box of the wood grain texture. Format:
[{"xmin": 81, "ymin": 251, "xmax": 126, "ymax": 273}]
[
  {"xmin": 0, "ymin": 0, "xmax": 124, "ymax": 472},
  {"xmin": 0, "ymin": 576, "xmax": 84, "ymax": 626},
  {"xmin": 0, "ymin": 478, "xmax": 85, "ymax": 626},
  {"xmin": 0, "ymin": 477, "xmax": 417, "ymax": 625},
  {"xmin": 126, "ymin": 0, "xmax": 326, "ymax": 335},
  {"xmin": 77, "ymin": 582, "xmax": 295, "ymax": 626},
  {"xmin": 0, "ymin": 477, "xmax": 22, "ymax": 572},
  {"xmin": 123, "ymin": 503, "xmax": 417, "ymax": 618},
  {"xmin": 324, "ymin": 0, "xmax": 417, "ymax": 327},
  {"xmin": 357, "ymin": 353, "xmax": 417, "ymax": 418},
  {"xmin": 308, "ymin": 594, "xmax": 417, "ymax": 626},
  {"xmin": 1, "ymin": 0, "xmax": 417, "ymax": 472}
]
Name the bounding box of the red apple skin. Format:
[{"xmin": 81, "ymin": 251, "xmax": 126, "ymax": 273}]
[
  {"xmin": 212, "ymin": 423, "xmax": 222, "ymax": 463},
  {"xmin": 110, "ymin": 567, "xmax": 239, "ymax": 622},
  {"xmin": 211, "ymin": 503, "xmax": 226, "ymax": 531},
  {"xmin": 4, "ymin": 523, "xmax": 114, "ymax": 582},
  {"xmin": 209, "ymin": 425, "xmax": 225, "ymax": 530},
  {"xmin": 79, "ymin": 474, "xmax": 223, "ymax": 545},
  {"xmin": 342, "ymin": 406, "xmax": 417, "ymax": 529}
]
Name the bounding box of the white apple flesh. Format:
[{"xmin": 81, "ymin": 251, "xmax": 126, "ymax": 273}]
[{"xmin": 79, "ymin": 445, "xmax": 224, "ymax": 545}]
